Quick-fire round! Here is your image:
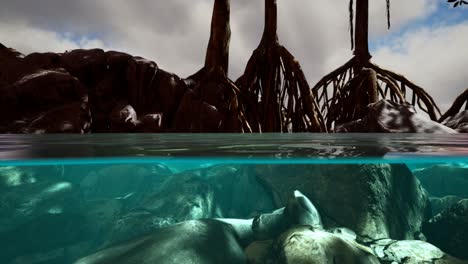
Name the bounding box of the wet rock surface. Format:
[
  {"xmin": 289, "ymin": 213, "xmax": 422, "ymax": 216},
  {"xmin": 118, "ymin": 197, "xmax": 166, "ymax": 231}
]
[
  {"xmin": 442, "ymin": 110, "xmax": 468, "ymax": 133},
  {"xmin": 370, "ymin": 239, "xmax": 466, "ymax": 264},
  {"xmin": 263, "ymin": 226, "xmax": 379, "ymax": 264},
  {"xmin": 430, "ymin": 196, "xmax": 464, "ymax": 216},
  {"xmin": 0, "ymin": 44, "xmax": 189, "ymax": 133},
  {"xmin": 424, "ymin": 199, "xmax": 468, "ymax": 260},
  {"xmin": 335, "ymin": 100, "xmax": 459, "ymax": 133},
  {"xmin": 253, "ymin": 163, "xmax": 430, "ymax": 241},
  {"xmin": 2, "ymin": 43, "xmax": 464, "ymax": 133}
]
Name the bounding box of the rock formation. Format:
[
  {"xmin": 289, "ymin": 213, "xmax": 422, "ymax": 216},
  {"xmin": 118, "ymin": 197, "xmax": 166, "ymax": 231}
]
[
  {"xmin": 335, "ymin": 100, "xmax": 459, "ymax": 133},
  {"xmin": 252, "ymin": 163, "xmax": 431, "ymax": 241}
]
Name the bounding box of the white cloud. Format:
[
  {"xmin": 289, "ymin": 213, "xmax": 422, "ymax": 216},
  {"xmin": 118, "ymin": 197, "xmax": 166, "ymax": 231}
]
[
  {"xmin": 372, "ymin": 21, "xmax": 468, "ymax": 112},
  {"xmin": 0, "ymin": 21, "xmax": 108, "ymax": 54},
  {"xmin": 368, "ymin": 0, "xmax": 437, "ymax": 37}
]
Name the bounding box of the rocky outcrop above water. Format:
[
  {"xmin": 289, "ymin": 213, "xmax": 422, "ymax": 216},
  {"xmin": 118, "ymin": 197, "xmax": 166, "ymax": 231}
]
[
  {"xmin": 335, "ymin": 100, "xmax": 458, "ymax": 133},
  {"xmin": 2, "ymin": 43, "xmax": 465, "ymax": 133},
  {"xmin": 0, "ymin": 45, "xmax": 187, "ymax": 133},
  {"xmin": 335, "ymin": 100, "xmax": 457, "ymax": 133},
  {"xmin": 442, "ymin": 110, "xmax": 468, "ymax": 133}
]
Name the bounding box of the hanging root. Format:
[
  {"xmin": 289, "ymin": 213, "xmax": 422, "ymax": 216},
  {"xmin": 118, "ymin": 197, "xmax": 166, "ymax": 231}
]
[
  {"xmin": 236, "ymin": 42, "xmax": 326, "ymax": 132},
  {"xmin": 439, "ymin": 88, "xmax": 468, "ymax": 123},
  {"xmin": 311, "ymin": 57, "xmax": 441, "ymax": 130}
]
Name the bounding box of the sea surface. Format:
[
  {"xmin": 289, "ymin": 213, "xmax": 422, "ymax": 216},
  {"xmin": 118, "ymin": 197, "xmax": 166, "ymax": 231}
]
[{"xmin": 0, "ymin": 134, "xmax": 467, "ymax": 263}]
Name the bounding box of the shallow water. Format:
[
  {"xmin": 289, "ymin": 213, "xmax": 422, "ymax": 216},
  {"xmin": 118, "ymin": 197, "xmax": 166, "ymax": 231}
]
[{"xmin": 0, "ymin": 134, "xmax": 467, "ymax": 263}]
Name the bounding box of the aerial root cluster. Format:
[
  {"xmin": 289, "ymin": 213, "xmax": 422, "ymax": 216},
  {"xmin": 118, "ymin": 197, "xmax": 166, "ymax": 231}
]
[
  {"xmin": 237, "ymin": 42, "xmax": 326, "ymax": 133},
  {"xmin": 311, "ymin": 57, "xmax": 441, "ymax": 130}
]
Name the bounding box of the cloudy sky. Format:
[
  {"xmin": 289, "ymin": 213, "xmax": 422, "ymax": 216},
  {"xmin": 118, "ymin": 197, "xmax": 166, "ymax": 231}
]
[{"xmin": 0, "ymin": 0, "xmax": 466, "ymax": 112}]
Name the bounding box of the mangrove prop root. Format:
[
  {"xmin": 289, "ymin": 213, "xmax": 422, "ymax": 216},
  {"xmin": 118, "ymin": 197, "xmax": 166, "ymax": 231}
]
[
  {"xmin": 236, "ymin": 0, "xmax": 326, "ymax": 133},
  {"xmin": 439, "ymin": 88, "xmax": 468, "ymax": 123},
  {"xmin": 172, "ymin": 0, "xmax": 251, "ymax": 132},
  {"xmin": 311, "ymin": 57, "xmax": 441, "ymax": 130}
]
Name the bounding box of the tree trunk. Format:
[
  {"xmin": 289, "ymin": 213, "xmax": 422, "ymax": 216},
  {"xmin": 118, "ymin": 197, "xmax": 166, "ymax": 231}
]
[
  {"xmin": 262, "ymin": 0, "xmax": 278, "ymax": 44},
  {"xmin": 205, "ymin": 0, "xmax": 231, "ymax": 73},
  {"xmin": 354, "ymin": 0, "xmax": 371, "ymax": 67}
]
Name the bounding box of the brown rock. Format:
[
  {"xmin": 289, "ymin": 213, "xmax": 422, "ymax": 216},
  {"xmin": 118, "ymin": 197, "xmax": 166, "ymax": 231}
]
[
  {"xmin": 137, "ymin": 113, "xmax": 163, "ymax": 132},
  {"xmin": 61, "ymin": 49, "xmax": 106, "ymax": 86},
  {"xmin": 253, "ymin": 163, "xmax": 430, "ymax": 241},
  {"xmin": 335, "ymin": 100, "xmax": 457, "ymax": 133},
  {"xmin": 126, "ymin": 57, "xmax": 159, "ymax": 112},
  {"xmin": 0, "ymin": 69, "xmax": 86, "ymax": 128},
  {"xmin": 27, "ymin": 98, "xmax": 91, "ymax": 134},
  {"xmin": 109, "ymin": 103, "xmax": 140, "ymax": 132}
]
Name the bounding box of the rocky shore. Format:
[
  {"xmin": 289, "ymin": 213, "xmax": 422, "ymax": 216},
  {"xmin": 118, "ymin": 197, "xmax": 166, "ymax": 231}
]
[{"xmin": 1, "ymin": 44, "xmax": 467, "ymax": 134}]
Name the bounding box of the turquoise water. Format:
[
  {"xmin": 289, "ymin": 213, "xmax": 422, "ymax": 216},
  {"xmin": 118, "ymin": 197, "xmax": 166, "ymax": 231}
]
[{"xmin": 0, "ymin": 134, "xmax": 467, "ymax": 263}]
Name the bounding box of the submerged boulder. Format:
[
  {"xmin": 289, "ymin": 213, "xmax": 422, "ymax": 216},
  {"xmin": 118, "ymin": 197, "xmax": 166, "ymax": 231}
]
[
  {"xmin": 335, "ymin": 100, "xmax": 457, "ymax": 133},
  {"xmin": 257, "ymin": 226, "xmax": 379, "ymax": 264},
  {"xmin": 79, "ymin": 164, "xmax": 172, "ymax": 203},
  {"xmin": 138, "ymin": 165, "xmax": 275, "ymax": 222},
  {"xmin": 423, "ymin": 199, "xmax": 468, "ymax": 260},
  {"xmin": 430, "ymin": 196, "xmax": 464, "ymax": 216},
  {"xmin": 75, "ymin": 219, "xmax": 250, "ymax": 264},
  {"xmin": 370, "ymin": 239, "xmax": 466, "ymax": 264},
  {"xmin": 253, "ymin": 163, "xmax": 430, "ymax": 240},
  {"xmin": 0, "ymin": 166, "xmax": 87, "ymax": 263}
]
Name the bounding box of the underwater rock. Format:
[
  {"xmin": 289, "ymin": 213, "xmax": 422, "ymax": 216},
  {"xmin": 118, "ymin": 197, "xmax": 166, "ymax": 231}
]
[
  {"xmin": 430, "ymin": 196, "xmax": 464, "ymax": 216},
  {"xmin": 74, "ymin": 219, "xmax": 249, "ymax": 264},
  {"xmin": 442, "ymin": 110, "xmax": 468, "ymax": 133},
  {"xmin": 262, "ymin": 226, "xmax": 379, "ymax": 264},
  {"xmin": 0, "ymin": 166, "xmax": 37, "ymax": 189},
  {"xmin": 0, "ymin": 176, "xmax": 87, "ymax": 263},
  {"xmin": 0, "ymin": 212, "xmax": 90, "ymax": 263},
  {"xmin": 79, "ymin": 164, "xmax": 172, "ymax": 204},
  {"xmin": 414, "ymin": 165, "xmax": 468, "ymax": 198},
  {"xmin": 423, "ymin": 199, "xmax": 468, "ymax": 260},
  {"xmin": 251, "ymin": 190, "xmax": 323, "ymax": 241},
  {"xmin": 254, "ymin": 163, "xmax": 430, "ymax": 241},
  {"xmin": 104, "ymin": 210, "xmax": 175, "ymax": 246},
  {"xmin": 335, "ymin": 100, "xmax": 457, "ymax": 133},
  {"xmin": 370, "ymin": 239, "xmax": 467, "ymax": 264},
  {"xmin": 0, "ymin": 179, "xmax": 81, "ymax": 233},
  {"xmin": 139, "ymin": 165, "xmax": 275, "ymax": 222},
  {"xmin": 74, "ymin": 190, "xmax": 327, "ymax": 264}
]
